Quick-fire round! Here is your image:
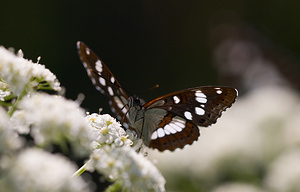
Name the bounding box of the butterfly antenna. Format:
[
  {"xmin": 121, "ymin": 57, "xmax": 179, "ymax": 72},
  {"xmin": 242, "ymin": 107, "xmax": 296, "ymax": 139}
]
[
  {"xmin": 149, "ymin": 84, "xmax": 160, "ymax": 91},
  {"xmin": 136, "ymin": 84, "xmax": 159, "ymax": 96}
]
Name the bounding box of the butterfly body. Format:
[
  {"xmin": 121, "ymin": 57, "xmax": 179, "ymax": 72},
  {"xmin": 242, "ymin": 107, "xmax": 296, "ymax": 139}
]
[{"xmin": 77, "ymin": 41, "xmax": 238, "ymax": 151}]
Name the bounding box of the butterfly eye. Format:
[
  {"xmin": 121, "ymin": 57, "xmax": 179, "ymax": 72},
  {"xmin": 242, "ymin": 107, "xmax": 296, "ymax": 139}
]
[
  {"xmin": 128, "ymin": 96, "xmax": 142, "ymax": 107},
  {"xmin": 134, "ymin": 97, "xmax": 141, "ymax": 106}
]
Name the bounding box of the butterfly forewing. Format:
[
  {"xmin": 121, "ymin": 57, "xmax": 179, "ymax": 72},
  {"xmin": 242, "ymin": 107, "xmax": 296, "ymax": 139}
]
[
  {"xmin": 77, "ymin": 42, "xmax": 130, "ymax": 125},
  {"xmin": 143, "ymin": 87, "xmax": 237, "ymax": 151}
]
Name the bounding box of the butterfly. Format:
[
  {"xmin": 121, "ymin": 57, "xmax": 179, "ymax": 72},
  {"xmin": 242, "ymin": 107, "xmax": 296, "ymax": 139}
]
[{"xmin": 77, "ymin": 41, "xmax": 238, "ymax": 151}]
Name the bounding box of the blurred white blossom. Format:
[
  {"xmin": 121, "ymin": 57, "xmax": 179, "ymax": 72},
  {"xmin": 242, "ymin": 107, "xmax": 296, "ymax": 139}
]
[
  {"xmin": 0, "ymin": 107, "xmax": 23, "ymax": 155},
  {"xmin": 211, "ymin": 183, "xmax": 265, "ymax": 192},
  {"xmin": 11, "ymin": 93, "xmax": 92, "ymax": 157},
  {"xmin": 265, "ymin": 149, "xmax": 300, "ymax": 192},
  {"xmin": 0, "ymin": 148, "xmax": 90, "ymax": 192},
  {"xmin": 0, "ymin": 46, "xmax": 60, "ymax": 95},
  {"xmin": 89, "ymin": 146, "xmax": 165, "ymax": 192}
]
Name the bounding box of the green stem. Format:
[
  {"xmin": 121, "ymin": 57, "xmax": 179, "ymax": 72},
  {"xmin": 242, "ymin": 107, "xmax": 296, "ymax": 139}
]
[
  {"xmin": 72, "ymin": 161, "xmax": 89, "ymax": 177},
  {"xmin": 7, "ymin": 86, "xmax": 28, "ymax": 116}
]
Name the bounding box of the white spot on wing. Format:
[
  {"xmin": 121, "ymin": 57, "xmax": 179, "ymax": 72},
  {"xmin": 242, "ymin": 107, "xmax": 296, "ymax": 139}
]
[
  {"xmin": 95, "ymin": 86, "xmax": 101, "ymax": 91},
  {"xmin": 87, "ymin": 69, "xmax": 92, "ymax": 76},
  {"xmin": 110, "ymin": 76, "xmax": 115, "ymax": 83},
  {"xmin": 195, "ymin": 107, "xmax": 205, "ymax": 115},
  {"xmin": 173, "ymin": 96, "xmax": 180, "ymax": 104},
  {"xmin": 108, "ymin": 87, "xmax": 114, "ymax": 96},
  {"xmin": 99, "ymin": 77, "xmax": 106, "ymax": 86},
  {"xmin": 196, "ymin": 97, "xmax": 207, "ymax": 103},
  {"xmin": 173, "ymin": 121, "xmax": 185, "ymax": 129},
  {"xmin": 173, "ymin": 117, "xmax": 186, "ymax": 126},
  {"xmin": 164, "ymin": 124, "xmax": 177, "ymax": 134},
  {"xmin": 113, "ymin": 97, "xmax": 126, "ymax": 113},
  {"xmin": 164, "ymin": 128, "xmax": 171, "ymax": 135},
  {"xmin": 157, "ymin": 128, "xmax": 165, "ymax": 138},
  {"xmin": 195, "ymin": 90, "xmax": 207, "ymax": 103},
  {"xmin": 195, "ymin": 91, "xmax": 206, "ymax": 98},
  {"xmin": 96, "ymin": 86, "xmax": 104, "ymax": 94},
  {"xmin": 184, "ymin": 111, "xmax": 193, "ymax": 120},
  {"xmin": 91, "ymin": 78, "xmax": 96, "ymax": 85},
  {"xmin": 112, "ymin": 97, "xmax": 128, "ymax": 115},
  {"xmin": 95, "ymin": 60, "xmax": 103, "ymax": 72},
  {"xmin": 163, "ymin": 117, "xmax": 186, "ymax": 135},
  {"xmin": 151, "ymin": 131, "xmax": 158, "ymax": 140},
  {"xmin": 82, "ymin": 62, "xmax": 88, "ymax": 68},
  {"xmin": 216, "ymin": 89, "xmax": 222, "ymax": 94},
  {"xmin": 169, "ymin": 122, "xmax": 183, "ymax": 132},
  {"xmin": 114, "ymin": 97, "xmax": 123, "ymax": 109},
  {"xmin": 85, "ymin": 48, "xmax": 90, "ymax": 55}
]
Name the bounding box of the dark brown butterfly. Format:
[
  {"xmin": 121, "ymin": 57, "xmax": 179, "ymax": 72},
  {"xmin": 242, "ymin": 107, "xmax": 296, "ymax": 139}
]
[{"xmin": 77, "ymin": 41, "xmax": 238, "ymax": 151}]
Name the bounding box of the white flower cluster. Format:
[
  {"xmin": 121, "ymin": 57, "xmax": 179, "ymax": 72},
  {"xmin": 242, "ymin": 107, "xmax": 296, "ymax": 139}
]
[
  {"xmin": 0, "ymin": 93, "xmax": 93, "ymax": 191},
  {"xmin": 0, "ymin": 148, "xmax": 90, "ymax": 192},
  {"xmin": 0, "ymin": 45, "xmax": 90, "ymax": 191},
  {"xmin": 12, "ymin": 93, "xmax": 93, "ymax": 157},
  {"xmin": 89, "ymin": 147, "xmax": 166, "ymax": 192},
  {"xmin": 0, "ymin": 46, "xmax": 61, "ymax": 95},
  {"xmin": 0, "ymin": 45, "xmax": 165, "ymax": 192},
  {"xmin": 86, "ymin": 113, "xmax": 133, "ymax": 148},
  {"xmin": 85, "ymin": 113, "xmax": 165, "ymax": 192}
]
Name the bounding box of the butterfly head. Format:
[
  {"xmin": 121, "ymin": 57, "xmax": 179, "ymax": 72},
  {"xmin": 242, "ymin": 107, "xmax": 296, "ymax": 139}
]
[
  {"xmin": 128, "ymin": 96, "xmax": 143, "ymax": 108},
  {"xmin": 127, "ymin": 96, "xmax": 143, "ymax": 119}
]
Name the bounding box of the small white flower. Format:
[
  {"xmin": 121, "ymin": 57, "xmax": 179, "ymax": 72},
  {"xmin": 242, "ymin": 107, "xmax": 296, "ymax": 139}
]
[
  {"xmin": 0, "ymin": 46, "xmax": 61, "ymax": 95},
  {"xmin": 0, "ymin": 81, "xmax": 13, "ymax": 102},
  {"xmin": 86, "ymin": 113, "xmax": 134, "ymax": 148},
  {"xmin": 11, "ymin": 93, "xmax": 92, "ymax": 157},
  {"xmin": 0, "ymin": 89, "xmax": 11, "ymax": 101},
  {"xmin": 1, "ymin": 148, "xmax": 90, "ymax": 192}
]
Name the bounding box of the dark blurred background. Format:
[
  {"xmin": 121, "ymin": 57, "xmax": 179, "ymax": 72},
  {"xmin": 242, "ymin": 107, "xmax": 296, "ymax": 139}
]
[{"xmin": 1, "ymin": 1, "xmax": 300, "ymax": 113}]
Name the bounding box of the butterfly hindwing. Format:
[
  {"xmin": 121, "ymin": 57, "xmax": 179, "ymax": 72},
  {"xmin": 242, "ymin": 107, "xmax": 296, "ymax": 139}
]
[{"xmin": 148, "ymin": 112, "xmax": 200, "ymax": 151}]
